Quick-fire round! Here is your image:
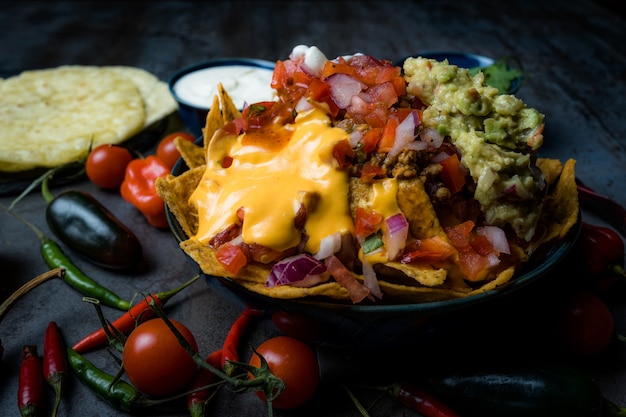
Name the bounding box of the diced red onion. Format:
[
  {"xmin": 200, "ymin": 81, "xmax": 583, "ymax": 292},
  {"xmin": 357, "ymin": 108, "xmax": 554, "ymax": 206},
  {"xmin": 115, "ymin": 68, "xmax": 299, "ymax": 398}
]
[
  {"xmin": 301, "ymin": 46, "xmax": 328, "ymax": 77},
  {"xmin": 265, "ymin": 254, "xmax": 327, "ymax": 288},
  {"xmin": 420, "ymin": 127, "xmax": 444, "ymax": 149},
  {"xmin": 327, "ymin": 73, "xmax": 366, "ymax": 109},
  {"xmin": 431, "ymin": 151, "xmax": 451, "ymax": 163},
  {"xmin": 295, "ymin": 96, "xmax": 313, "ymax": 112},
  {"xmin": 388, "ymin": 111, "xmax": 419, "ymax": 159},
  {"xmin": 362, "ymin": 259, "xmax": 382, "ymax": 299},
  {"xmin": 314, "ymin": 232, "xmax": 342, "ymax": 260},
  {"xmin": 383, "ymin": 212, "xmax": 409, "ymax": 261},
  {"xmin": 477, "ymin": 225, "xmax": 511, "ymax": 255},
  {"xmin": 347, "ymin": 94, "xmax": 370, "ymax": 115},
  {"xmin": 349, "ymin": 130, "xmax": 363, "ymax": 148}
]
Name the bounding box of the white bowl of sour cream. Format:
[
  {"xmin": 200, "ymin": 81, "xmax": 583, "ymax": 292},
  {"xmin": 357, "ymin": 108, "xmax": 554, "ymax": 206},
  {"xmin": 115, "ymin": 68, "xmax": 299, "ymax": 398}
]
[{"xmin": 168, "ymin": 58, "xmax": 276, "ymax": 136}]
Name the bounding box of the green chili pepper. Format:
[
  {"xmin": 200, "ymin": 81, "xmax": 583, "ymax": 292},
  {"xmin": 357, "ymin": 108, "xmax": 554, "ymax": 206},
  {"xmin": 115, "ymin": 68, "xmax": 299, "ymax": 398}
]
[
  {"xmin": 3, "ymin": 204, "xmax": 131, "ymax": 311},
  {"xmin": 66, "ymin": 347, "xmax": 148, "ymax": 412},
  {"xmin": 41, "ymin": 237, "xmax": 130, "ymax": 311}
]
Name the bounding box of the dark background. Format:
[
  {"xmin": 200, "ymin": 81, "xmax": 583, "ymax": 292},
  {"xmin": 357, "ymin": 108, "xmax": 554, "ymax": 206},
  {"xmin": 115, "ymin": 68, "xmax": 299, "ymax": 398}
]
[{"xmin": 1, "ymin": 1, "xmax": 625, "ymax": 416}]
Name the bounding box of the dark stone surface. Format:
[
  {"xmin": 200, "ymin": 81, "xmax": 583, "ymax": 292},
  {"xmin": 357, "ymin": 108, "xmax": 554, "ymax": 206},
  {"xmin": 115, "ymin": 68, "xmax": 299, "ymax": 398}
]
[{"xmin": 0, "ymin": 1, "xmax": 625, "ymax": 416}]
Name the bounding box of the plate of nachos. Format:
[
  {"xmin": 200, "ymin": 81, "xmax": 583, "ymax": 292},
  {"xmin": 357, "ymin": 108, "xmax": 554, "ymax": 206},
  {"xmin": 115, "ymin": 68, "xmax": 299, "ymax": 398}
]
[{"xmin": 157, "ymin": 45, "xmax": 580, "ymax": 346}]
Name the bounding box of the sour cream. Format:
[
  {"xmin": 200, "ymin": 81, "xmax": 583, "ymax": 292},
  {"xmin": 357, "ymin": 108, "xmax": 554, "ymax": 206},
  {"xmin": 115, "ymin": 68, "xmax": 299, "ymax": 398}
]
[{"xmin": 172, "ymin": 64, "xmax": 276, "ymax": 110}]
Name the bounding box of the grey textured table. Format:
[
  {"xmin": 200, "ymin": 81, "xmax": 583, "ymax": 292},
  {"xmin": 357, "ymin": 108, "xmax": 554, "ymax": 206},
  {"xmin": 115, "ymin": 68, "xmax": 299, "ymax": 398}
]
[{"xmin": 1, "ymin": 1, "xmax": 625, "ymax": 416}]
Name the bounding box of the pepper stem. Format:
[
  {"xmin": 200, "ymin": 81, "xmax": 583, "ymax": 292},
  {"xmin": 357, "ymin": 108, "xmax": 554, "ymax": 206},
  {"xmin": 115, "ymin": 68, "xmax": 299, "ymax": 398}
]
[
  {"xmin": 145, "ymin": 298, "xmax": 286, "ymax": 408},
  {"xmin": 0, "ymin": 268, "xmax": 65, "ymax": 323},
  {"xmin": 153, "ymin": 273, "xmax": 201, "ymax": 304}
]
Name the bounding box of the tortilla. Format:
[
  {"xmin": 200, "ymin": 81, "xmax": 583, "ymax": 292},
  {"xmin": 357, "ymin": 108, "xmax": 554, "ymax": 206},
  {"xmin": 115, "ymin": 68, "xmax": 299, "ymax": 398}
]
[{"xmin": 0, "ymin": 65, "xmax": 177, "ymax": 172}]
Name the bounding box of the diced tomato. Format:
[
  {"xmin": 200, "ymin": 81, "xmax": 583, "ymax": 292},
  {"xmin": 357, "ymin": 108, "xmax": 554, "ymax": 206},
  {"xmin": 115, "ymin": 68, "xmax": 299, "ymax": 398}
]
[
  {"xmin": 364, "ymin": 107, "xmax": 388, "ymax": 128},
  {"xmin": 355, "ymin": 207, "xmax": 383, "ymax": 238},
  {"xmin": 377, "ymin": 116, "xmax": 399, "ymax": 153},
  {"xmin": 458, "ymin": 250, "xmax": 491, "ymax": 281},
  {"xmin": 293, "ymin": 67, "xmax": 316, "ymax": 87},
  {"xmin": 390, "ymin": 75, "xmax": 407, "ymax": 96},
  {"xmin": 439, "ymin": 153, "xmax": 466, "ymax": 194},
  {"xmin": 445, "ymin": 221, "xmax": 474, "ymax": 252},
  {"xmin": 445, "ymin": 221, "xmax": 497, "ymax": 281},
  {"xmin": 216, "ymin": 243, "xmax": 248, "ymax": 274},
  {"xmin": 271, "ymin": 60, "xmax": 288, "ymax": 90},
  {"xmin": 332, "ymin": 139, "xmax": 354, "ymax": 168},
  {"xmin": 359, "ymin": 163, "xmax": 386, "ymax": 183},
  {"xmin": 367, "ymin": 82, "xmax": 398, "ymax": 108},
  {"xmin": 320, "ymin": 58, "xmax": 355, "ymax": 79},
  {"xmin": 360, "ymin": 128, "xmax": 382, "ymax": 154},
  {"xmin": 470, "ymin": 234, "xmax": 495, "ymax": 256},
  {"xmin": 307, "ymin": 78, "xmax": 330, "ymax": 102},
  {"xmin": 400, "ymin": 236, "xmax": 457, "ymax": 264}
]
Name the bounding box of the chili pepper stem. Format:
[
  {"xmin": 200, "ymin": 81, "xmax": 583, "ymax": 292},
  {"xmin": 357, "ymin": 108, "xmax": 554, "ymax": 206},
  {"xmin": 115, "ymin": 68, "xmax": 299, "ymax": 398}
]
[
  {"xmin": 0, "ymin": 268, "xmax": 65, "ymax": 323},
  {"xmin": 153, "ymin": 273, "xmax": 201, "ymax": 303},
  {"xmin": 41, "ymin": 173, "xmax": 55, "ymax": 204},
  {"xmin": 145, "ymin": 297, "xmax": 285, "ymax": 412},
  {"xmin": 341, "ymin": 384, "xmax": 374, "ymax": 417}
]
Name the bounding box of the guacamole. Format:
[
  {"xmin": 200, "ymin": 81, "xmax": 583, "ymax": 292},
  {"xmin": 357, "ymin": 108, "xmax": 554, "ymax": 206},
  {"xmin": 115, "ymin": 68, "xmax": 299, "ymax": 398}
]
[{"xmin": 403, "ymin": 57, "xmax": 546, "ymax": 241}]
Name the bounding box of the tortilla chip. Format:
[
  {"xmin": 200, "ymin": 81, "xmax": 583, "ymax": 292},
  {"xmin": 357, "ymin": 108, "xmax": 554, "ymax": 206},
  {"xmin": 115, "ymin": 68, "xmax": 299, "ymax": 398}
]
[
  {"xmin": 237, "ymin": 280, "xmax": 350, "ymax": 301},
  {"xmin": 397, "ymin": 178, "xmax": 446, "ymax": 239},
  {"xmin": 175, "ymin": 136, "xmax": 205, "ymax": 169},
  {"xmin": 218, "ymin": 83, "xmax": 242, "ymax": 124},
  {"xmin": 528, "ymin": 158, "xmax": 579, "ymax": 252},
  {"xmin": 155, "ymin": 166, "xmax": 204, "ymax": 238},
  {"xmin": 536, "ymin": 157, "xmax": 563, "ymax": 187},
  {"xmin": 203, "ymin": 95, "xmax": 223, "ymax": 154}
]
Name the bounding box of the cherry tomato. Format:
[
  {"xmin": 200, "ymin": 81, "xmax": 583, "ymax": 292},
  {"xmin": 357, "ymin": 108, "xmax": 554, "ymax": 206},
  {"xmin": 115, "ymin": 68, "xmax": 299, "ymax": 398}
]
[
  {"xmin": 85, "ymin": 144, "xmax": 133, "ymax": 189},
  {"xmin": 123, "ymin": 318, "xmax": 199, "ymax": 397},
  {"xmin": 557, "ymin": 290, "xmax": 614, "ymax": 356},
  {"xmin": 248, "ymin": 336, "xmax": 319, "ymax": 410},
  {"xmin": 156, "ymin": 131, "xmax": 196, "ymax": 168}
]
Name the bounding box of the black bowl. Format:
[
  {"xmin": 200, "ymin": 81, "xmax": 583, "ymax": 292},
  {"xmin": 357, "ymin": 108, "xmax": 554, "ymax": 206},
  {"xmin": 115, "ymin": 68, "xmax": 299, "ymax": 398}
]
[
  {"xmin": 167, "ymin": 156, "xmax": 580, "ymax": 349},
  {"xmin": 168, "ymin": 58, "xmax": 276, "ymax": 137}
]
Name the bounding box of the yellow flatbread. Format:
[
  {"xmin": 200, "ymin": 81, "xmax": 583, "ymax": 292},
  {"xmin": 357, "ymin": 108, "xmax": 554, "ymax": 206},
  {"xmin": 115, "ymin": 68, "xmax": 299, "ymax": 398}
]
[{"xmin": 0, "ymin": 65, "xmax": 177, "ymax": 172}]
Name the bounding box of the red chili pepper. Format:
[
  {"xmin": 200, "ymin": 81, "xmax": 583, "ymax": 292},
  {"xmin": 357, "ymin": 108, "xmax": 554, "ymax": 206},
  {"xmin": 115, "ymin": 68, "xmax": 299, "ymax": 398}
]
[
  {"xmin": 392, "ymin": 383, "xmax": 461, "ymax": 417},
  {"xmin": 120, "ymin": 155, "xmax": 170, "ymax": 228},
  {"xmin": 72, "ymin": 275, "xmax": 199, "ymax": 353},
  {"xmin": 187, "ymin": 349, "xmax": 223, "ymax": 417},
  {"xmin": 18, "ymin": 345, "xmax": 45, "ymax": 417},
  {"xmin": 578, "ymin": 222, "xmax": 626, "ymax": 292},
  {"xmin": 44, "ymin": 321, "xmax": 67, "ymax": 417},
  {"xmin": 221, "ymin": 306, "xmax": 263, "ymax": 375}
]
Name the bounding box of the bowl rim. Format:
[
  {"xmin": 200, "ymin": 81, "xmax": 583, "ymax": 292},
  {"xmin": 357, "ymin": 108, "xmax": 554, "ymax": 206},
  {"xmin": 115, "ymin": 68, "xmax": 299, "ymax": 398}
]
[{"xmin": 167, "ymin": 57, "xmax": 276, "ymax": 109}]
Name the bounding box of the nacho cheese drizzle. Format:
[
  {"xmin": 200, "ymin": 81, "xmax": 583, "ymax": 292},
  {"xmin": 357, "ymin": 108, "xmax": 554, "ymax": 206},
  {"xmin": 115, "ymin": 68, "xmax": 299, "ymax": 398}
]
[{"xmin": 190, "ymin": 107, "xmax": 354, "ymax": 254}]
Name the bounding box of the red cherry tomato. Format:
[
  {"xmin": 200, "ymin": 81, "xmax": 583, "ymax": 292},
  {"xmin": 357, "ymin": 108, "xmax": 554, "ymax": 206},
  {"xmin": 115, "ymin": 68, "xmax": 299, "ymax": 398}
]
[
  {"xmin": 248, "ymin": 336, "xmax": 319, "ymax": 410},
  {"xmin": 557, "ymin": 290, "xmax": 615, "ymax": 356},
  {"xmin": 156, "ymin": 131, "xmax": 196, "ymax": 168},
  {"xmin": 85, "ymin": 144, "xmax": 133, "ymax": 189},
  {"xmin": 123, "ymin": 318, "xmax": 198, "ymax": 397}
]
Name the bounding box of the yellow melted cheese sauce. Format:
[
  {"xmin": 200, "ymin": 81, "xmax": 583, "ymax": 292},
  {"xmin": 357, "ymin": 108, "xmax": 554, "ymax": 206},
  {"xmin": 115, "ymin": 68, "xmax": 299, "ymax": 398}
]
[{"xmin": 190, "ymin": 107, "xmax": 355, "ymax": 254}]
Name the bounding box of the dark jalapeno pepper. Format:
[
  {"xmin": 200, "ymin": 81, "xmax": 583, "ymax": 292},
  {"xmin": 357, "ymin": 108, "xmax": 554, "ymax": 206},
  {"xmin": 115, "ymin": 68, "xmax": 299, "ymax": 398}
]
[
  {"xmin": 427, "ymin": 362, "xmax": 625, "ymax": 417},
  {"xmin": 66, "ymin": 347, "xmax": 153, "ymax": 412},
  {"xmin": 42, "ymin": 178, "xmax": 142, "ymax": 270}
]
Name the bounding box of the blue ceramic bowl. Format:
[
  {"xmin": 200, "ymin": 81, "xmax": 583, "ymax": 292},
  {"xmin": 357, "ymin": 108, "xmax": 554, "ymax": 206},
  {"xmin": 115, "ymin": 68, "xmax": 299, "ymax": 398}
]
[
  {"xmin": 168, "ymin": 58, "xmax": 276, "ymax": 137},
  {"xmin": 395, "ymin": 51, "xmax": 522, "ymax": 94},
  {"xmin": 167, "ymin": 156, "xmax": 580, "ymax": 349}
]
